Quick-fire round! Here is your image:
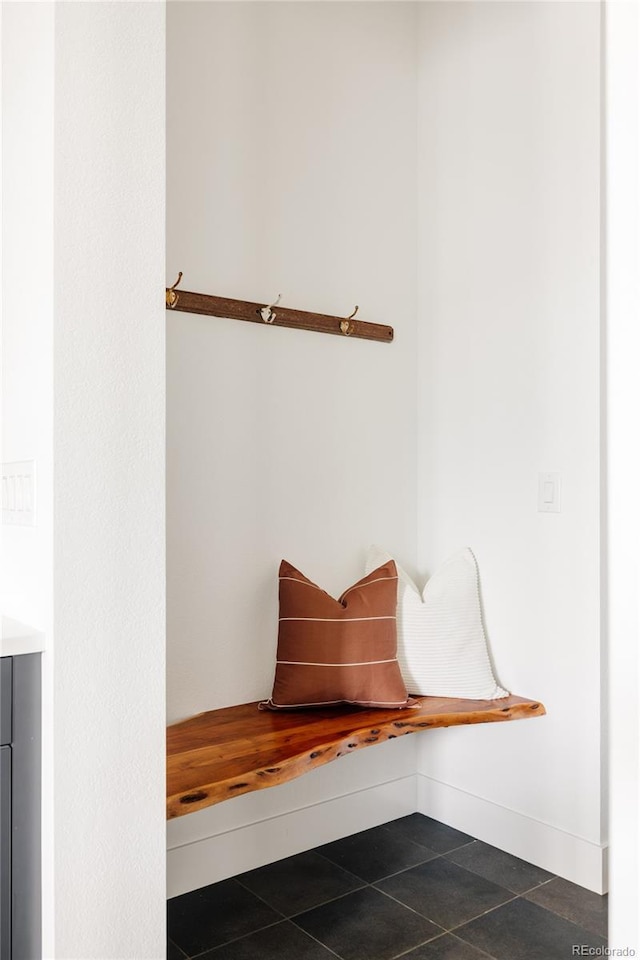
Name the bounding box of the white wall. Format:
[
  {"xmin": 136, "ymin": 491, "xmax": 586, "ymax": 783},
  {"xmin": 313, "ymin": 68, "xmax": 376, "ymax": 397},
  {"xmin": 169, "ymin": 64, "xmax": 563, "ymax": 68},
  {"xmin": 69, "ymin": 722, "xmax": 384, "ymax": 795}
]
[
  {"xmin": 166, "ymin": 0, "xmax": 420, "ymax": 891},
  {"xmin": 0, "ymin": 3, "xmax": 168, "ymax": 958},
  {"xmin": 52, "ymin": 4, "xmax": 166, "ymax": 955},
  {"xmin": 415, "ymin": 1, "xmax": 605, "ymax": 892},
  {"xmin": 1, "ymin": 2, "xmax": 55, "ymax": 952},
  {"xmin": 3, "ymin": 4, "xmax": 167, "ymax": 957},
  {"xmin": 1, "ymin": 1, "xmax": 54, "ymax": 632}
]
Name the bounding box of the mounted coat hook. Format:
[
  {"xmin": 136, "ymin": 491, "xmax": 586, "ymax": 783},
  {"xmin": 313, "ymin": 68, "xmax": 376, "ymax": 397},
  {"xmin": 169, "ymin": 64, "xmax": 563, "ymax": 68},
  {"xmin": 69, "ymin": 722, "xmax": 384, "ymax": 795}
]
[
  {"xmin": 166, "ymin": 272, "xmax": 183, "ymax": 308},
  {"xmin": 340, "ymin": 305, "xmax": 359, "ymax": 337},
  {"xmin": 259, "ymin": 294, "xmax": 282, "ymax": 324}
]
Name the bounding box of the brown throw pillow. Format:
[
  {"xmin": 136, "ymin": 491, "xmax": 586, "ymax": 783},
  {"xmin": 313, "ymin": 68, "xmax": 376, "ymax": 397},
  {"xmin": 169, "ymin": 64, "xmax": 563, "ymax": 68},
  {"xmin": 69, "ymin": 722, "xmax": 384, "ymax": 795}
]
[{"xmin": 261, "ymin": 559, "xmax": 413, "ymax": 710}]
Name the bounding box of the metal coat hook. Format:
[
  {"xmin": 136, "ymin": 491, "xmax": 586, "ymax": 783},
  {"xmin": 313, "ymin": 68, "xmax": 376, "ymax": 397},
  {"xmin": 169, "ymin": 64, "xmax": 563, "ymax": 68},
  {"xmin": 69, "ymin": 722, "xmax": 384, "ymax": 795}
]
[
  {"xmin": 166, "ymin": 272, "xmax": 183, "ymax": 308},
  {"xmin": 259, "ymin": 294, "xmax": 282, "ymax": 324},
  {"xmin": 340, "ymin": 305, "xmax": 358, "ymax": 336}
]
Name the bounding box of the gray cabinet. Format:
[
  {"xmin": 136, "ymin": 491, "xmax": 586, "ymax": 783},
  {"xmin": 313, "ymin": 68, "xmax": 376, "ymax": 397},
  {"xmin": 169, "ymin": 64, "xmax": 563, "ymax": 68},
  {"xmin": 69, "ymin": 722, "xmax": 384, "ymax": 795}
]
[
  {"xmin": 1, "ymin": 746, "xmax": 10, "ymax": 960},
  {"xmin": 0, "ymin": 655, "xmax": 41, "ymax": 960},
  {"xmin": 0, "ymin": 660, "xmax": 11, "ymax": 744}
]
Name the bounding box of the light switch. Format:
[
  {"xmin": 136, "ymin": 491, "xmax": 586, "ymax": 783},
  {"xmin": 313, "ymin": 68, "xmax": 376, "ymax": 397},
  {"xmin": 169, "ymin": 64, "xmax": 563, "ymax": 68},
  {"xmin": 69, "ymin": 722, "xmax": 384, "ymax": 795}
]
[
  {"xmin": 538, "ymin": 472, "xmax": 560, "ymax": 513},
  {"xmin": 2, "ymin": 461, "xmax": 36, "ymax": 526}
]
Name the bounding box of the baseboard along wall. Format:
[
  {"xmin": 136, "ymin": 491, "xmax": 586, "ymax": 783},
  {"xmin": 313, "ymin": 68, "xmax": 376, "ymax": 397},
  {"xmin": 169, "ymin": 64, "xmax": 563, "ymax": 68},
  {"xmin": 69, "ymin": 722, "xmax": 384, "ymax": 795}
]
[
  {"xmin": 416, "ymin": 773, "xmax": 608, "ymax": 895},
  {"xmin": 167, "ymin": 775, "xmax": 417, "ymax": 898},
  {"xmin": 167, "ymin": 769, "xmax": 607, "ymax": 897}
]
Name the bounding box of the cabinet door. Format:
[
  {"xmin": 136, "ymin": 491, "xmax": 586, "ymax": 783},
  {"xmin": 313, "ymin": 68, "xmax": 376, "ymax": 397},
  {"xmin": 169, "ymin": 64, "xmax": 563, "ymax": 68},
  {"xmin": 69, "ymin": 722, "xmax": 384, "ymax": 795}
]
[
  {"xmin": 0, "ymin": 746, "xmax": 10, "ymax": 960},
  {"xmin": 0, "ymin": 660, "xmax": 11, "ymax": 746}
]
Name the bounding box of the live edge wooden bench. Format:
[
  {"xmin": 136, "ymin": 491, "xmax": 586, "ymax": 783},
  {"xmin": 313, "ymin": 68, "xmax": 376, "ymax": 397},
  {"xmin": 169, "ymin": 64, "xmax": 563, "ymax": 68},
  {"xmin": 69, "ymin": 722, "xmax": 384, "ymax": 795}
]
[{"xmin": 166, "ymin": 694, "xmax": 545, "ymax": 819}]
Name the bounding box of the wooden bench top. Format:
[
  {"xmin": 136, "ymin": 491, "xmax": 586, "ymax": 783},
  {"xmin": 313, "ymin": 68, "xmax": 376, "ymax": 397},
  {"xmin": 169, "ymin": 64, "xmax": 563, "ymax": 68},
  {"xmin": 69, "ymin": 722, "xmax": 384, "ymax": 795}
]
[{"xmin": 167, "ymin": 694, "xmax": 545, "ymax": 819}]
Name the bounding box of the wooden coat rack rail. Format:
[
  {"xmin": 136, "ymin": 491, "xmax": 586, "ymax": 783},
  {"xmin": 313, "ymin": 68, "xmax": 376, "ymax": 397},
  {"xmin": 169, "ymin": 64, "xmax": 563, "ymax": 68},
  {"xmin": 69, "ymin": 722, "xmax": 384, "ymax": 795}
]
[{"xmin": 165, "ymin": 273, "xmax": 394, "ymax": 343}]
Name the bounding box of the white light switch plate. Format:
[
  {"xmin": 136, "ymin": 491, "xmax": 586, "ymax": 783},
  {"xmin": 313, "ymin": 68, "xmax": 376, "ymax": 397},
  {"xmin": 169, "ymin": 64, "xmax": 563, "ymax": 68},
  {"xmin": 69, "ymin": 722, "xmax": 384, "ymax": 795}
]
[
  {"xmin": 538, "ymin": 472, "xmax": 561, "ymax": 513},
  {"xmin": 2, "ymin": 461, "xmax": 36, "ymax": 526}
]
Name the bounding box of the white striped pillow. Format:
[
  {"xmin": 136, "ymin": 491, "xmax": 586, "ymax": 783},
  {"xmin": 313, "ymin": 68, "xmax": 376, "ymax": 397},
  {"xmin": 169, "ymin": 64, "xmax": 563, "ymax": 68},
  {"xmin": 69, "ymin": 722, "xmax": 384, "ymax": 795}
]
[{"xmin": 365, "ymin": 546, "xmax": 508, "ymax": 700}]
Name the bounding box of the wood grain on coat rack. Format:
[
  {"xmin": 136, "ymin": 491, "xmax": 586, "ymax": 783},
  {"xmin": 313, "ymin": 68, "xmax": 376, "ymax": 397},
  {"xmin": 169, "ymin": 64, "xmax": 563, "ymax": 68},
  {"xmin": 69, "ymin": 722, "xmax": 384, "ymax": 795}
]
[{"xmin": 165, "ymin": 273, "xmax": 394, "ymax": 343}]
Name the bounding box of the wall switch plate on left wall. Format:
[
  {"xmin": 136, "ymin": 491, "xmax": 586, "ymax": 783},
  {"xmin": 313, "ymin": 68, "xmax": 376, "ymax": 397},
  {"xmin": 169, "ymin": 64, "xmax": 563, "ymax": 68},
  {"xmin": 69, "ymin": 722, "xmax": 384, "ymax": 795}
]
[{"xmin": 1, "ymin": 461, "xmax": 36, "ymax": 526}]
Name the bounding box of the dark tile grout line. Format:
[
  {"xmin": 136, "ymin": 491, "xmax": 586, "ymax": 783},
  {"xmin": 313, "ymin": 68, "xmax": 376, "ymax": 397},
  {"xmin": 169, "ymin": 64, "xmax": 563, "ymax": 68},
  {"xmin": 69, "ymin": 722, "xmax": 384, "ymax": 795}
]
[
  {"xmin": 442, "ymin": 894, "xmax": 522, "ymax": 936},
  {"xmin": 378, "ymin": 830, "xmax": 478, "ymax": 859},
  {"xmin": 286, "ymin": 919, "xmax": 351, "ymax": 960},
  {"xmin": 183, "ymin": 918, "xmax": 284, "ymax": 959},
  {"xmin": 233, "ymin": 870, "xmax": 370, "ymax": 915},
  {"xmin": 377, "ymin": 883, "xmax": 519, "ymax": 930},
  {"xmin": 391, "ymin": 929, "xmax": 499, "ymax": 960},
  {"xmin": 310, "ymin": 834, "xmax": 476, "ymax": 886},
  {"xmin": 168, "ymin": 940, "xmax": 189, "ymax": 960},
  {"xmin": 519, "ymin": 876, "xmax": 609, "ymax": 941},
  {"xmin": 446, "ymin": 932, "xmax": 502, "ymax": 960},
  {"xmin": 312, "ymin": 850, "xmax": 436, "ymax": 885},
  {"xmin": 183, "ymin": 911, "xmax": 348, "ymax": 960},
  {"xmin": 518, "ymin": 875, "xmax": 557, "ymax": 896}
]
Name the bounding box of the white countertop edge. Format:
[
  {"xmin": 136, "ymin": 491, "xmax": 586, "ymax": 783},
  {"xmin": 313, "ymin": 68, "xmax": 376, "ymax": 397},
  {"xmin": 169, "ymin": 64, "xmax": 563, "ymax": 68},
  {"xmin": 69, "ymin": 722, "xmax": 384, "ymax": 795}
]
[{"xmin": 1, "ymin": 616, "xmax": 46, "ymax": 657}]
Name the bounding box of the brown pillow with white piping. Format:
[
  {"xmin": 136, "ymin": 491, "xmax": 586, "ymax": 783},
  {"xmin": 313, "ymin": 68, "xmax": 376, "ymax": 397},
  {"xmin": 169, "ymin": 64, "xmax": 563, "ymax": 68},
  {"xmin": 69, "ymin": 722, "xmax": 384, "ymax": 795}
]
[{"xmin": 261, "ymin": 559, "xmax": 414, "ymax": 710}]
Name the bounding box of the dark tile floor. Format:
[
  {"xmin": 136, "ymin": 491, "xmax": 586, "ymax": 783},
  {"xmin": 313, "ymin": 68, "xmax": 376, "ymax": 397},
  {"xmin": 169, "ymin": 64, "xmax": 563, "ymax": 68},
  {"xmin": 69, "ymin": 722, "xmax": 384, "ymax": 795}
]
[{"xmin": 167, "ymin": 814, "xmax": 608, "ymax": 960}]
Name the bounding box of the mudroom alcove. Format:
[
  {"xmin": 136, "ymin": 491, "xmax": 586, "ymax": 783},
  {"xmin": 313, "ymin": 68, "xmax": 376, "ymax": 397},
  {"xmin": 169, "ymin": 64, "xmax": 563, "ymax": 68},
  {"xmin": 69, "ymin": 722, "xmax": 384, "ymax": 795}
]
[{"xmin": 165, "ymin": 0, "xmax": 603, "ymax": 908}]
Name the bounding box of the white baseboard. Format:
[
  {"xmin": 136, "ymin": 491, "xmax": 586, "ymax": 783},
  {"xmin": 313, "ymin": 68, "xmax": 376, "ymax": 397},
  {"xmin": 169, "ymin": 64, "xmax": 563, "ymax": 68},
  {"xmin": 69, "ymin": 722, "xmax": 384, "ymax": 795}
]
[
  {"xmin": 417, "ymin": 773, "xmax": 608, "ymax": 894},
  {"xmin": 167, "ymin": 775, "xmax": 417, "ymax": 898},
  {"xmin": 168, "ymin": 770, "xmax": 608, "ymax": 898}
]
